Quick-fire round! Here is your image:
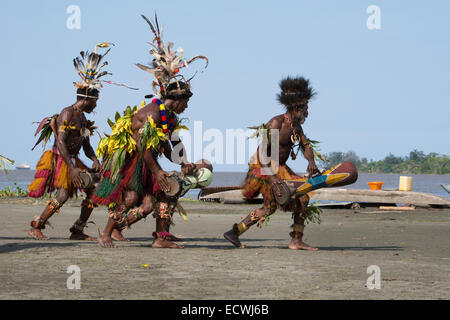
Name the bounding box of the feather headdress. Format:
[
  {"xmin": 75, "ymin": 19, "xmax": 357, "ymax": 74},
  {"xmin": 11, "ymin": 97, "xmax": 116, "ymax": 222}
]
[
  {"xmin": 136, "ymin": 14, "xmax": 208, "ymax": 99},
  {"xmin": 277, "ymin": 76, "xmax": 316, "ymax": 108},
  {"xmin": 73, "ymin": 42, "xmax": 138, "ymax": 96},
  {"xmin": 73, "ymin": 42, "xmax": 115, "ymax": 91}
]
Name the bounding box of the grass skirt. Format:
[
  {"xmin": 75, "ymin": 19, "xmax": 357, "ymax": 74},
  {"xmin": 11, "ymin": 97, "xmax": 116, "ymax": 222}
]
[
  {"xmin": 28, "ymin": 146, "xmax": 87, "ymax": 198},
  {"xmin": 242, "ymin": 160, "xmax": 304, "ymax": 212},
  {"xmin": 92, "ymin": 152, "xmax": 156, "ymax": 206}
]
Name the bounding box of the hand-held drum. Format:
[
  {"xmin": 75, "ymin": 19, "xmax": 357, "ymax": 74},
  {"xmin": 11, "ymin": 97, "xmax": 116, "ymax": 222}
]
[
  {"xmin": 273, "ymin": 180, "xmax": 294, "ymax": 206},
  {"xmin": 165, "ymin": 173, "xmax": 185, "ymax": 198},
  {"xmin": 79, "ymin": 171, "xmax": 99, "ymax": 189},
  {"xmin": 163, "ymin": 168, "xmax": 213, "ymax": 199}
]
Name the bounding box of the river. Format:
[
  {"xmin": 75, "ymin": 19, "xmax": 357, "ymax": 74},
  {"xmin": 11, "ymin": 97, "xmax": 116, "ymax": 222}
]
[{"xmin": 1, "ymin": 170, "xmax": 449, "ymax": 199}]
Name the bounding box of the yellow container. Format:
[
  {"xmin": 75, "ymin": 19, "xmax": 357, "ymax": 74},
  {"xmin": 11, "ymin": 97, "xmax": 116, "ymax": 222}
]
[{"xmin": 399, "ymin": 176, "xmax": 412, "ymax": 191}]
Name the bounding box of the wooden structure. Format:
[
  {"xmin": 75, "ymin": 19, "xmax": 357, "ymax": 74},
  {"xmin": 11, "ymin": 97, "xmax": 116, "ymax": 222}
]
[{"xmin": 199, "ymin": 188, "xmax": 450, "ymax": 207}]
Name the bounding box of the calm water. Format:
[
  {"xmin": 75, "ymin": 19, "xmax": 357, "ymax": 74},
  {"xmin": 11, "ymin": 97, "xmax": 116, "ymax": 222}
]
[{"xmin": 1, "ymin": 170, "xmax": 449, "ymax": 199}]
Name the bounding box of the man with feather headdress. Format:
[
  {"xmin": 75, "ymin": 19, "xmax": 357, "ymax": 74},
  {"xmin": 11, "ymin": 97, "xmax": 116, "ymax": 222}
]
[
  {"xmin": 93, "ymin": 14, "xmax": 208, "ymax": 248},
  {"xmin": 223, "ymin": 76, "xmax": 323, "ymax": 250},
  {"xmin": 27, "ymin": 43, "xmax": 114, "ymax": 241}
]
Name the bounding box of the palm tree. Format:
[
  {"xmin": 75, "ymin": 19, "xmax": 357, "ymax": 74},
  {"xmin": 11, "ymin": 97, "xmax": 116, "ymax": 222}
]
[{"xmin": 0, "ymin": 155, "xmax": 14, "ymax": 174}]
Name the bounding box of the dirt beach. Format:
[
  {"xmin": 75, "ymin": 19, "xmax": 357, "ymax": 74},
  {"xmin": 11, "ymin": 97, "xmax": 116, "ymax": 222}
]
[{"xmin": 0, "ymin": 198, "xmax": 449, "ymax": 300}]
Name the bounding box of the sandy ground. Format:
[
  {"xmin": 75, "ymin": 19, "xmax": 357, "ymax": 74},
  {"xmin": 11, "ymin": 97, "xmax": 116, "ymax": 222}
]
[{"xmin": 0, "ymin": 197, "xmax": 449, "ymax": 300}]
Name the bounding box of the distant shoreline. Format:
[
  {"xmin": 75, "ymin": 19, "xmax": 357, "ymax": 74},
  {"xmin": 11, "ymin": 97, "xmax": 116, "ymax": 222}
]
[
  {"xmin": 1, "ymin": 170, "xmax": 449, "ymax": 199},
  {"xmin": 1, "ymin": 169, "xmax": 450, "ymax": 175}
]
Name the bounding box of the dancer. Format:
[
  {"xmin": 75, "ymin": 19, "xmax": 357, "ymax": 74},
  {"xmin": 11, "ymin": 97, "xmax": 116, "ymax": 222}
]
[
  {"xmin": 223, "ymin": 76, "xmax": 323, "ymax": 250},
  {"xmin": 93, "ymin": 14, "xmax": 208, "ymax": 248},
  {"xmin": 27, "ymin": 43, "xmax": 114, "ymax": 240}
]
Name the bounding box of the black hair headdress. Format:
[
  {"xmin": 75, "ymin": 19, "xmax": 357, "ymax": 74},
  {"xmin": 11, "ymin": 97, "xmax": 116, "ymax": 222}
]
[{"xmin": 277, "ymin": 76, "xmax": 316, "ymax": 108}]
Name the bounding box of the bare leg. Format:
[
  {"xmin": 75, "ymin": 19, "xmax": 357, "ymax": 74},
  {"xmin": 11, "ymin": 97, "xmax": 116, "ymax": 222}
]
[
  {"xmin": 224, "ymin": 207, "xmax": 271, "ymax": 248},
  {"xmin": 111, "ymin": 228, "xmax": 130, "ymax": 242},
  {"xmin": 100, "ymin": 192, "xmax": 152, "ymax": 247},
  {"xmin": 152, "ymin": 218, "xmax": 184, "ymax": 249},
  {"xmin": 153, "ymin": 203, "xmax": 183, "ymax": 242},
  {"xmin": 164, "ymin": 217, "xmax": 183, "ymax": 242},
  {"xmin": 69, "ymin": 188, "xmax": 96, "ymax": 240},
  {"xmin": 289, "ymin": 195, "xmax": 318, "ymax": 251},
  {"xmin": 111, "ymin": 190, "xmax": 139, "ymax": 241},
  {"xmin": 152, "ymin": 199, "xmax": 184, "ymax": 249},
  {"xmin": 28, "ymin": 188, "xmax": 68, "ymax": 240},
  {"xmin": 97, "ymin": 217, "xmax": 118, "ymax": 248}
]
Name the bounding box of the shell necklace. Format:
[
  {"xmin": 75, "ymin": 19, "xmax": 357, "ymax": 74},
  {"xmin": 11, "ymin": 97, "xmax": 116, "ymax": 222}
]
[{"xmin": 283, "ymin": 114, "xmax": 301, "ymax": 160}]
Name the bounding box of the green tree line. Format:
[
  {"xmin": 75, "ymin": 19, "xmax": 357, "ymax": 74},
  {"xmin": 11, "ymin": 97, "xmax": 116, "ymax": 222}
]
[{"xmin": 320, "ymin": 150, "xmax": 450, "ymax": 174}]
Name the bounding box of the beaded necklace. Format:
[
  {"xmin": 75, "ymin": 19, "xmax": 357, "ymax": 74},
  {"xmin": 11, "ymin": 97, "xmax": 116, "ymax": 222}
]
[{"xmin": 152, "ymin": 98, "xmax": 176, "ymax": 134}]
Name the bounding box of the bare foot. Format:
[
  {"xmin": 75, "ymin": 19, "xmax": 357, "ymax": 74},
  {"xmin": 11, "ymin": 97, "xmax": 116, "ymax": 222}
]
[
  {"xmin": 288, "ymin": 238, "xmax": 318, "ymax": 251},
  {"xmin": 69, "ymin": 232, "xmax": 96, "ymax": 241},
  {"xmin": 28, "ymin": 228, "xmax": 50, "ymax": 240},
  {"xmin": 224, "ymin": 230, "xmax": 244, "ymax": 248},
  {"xmin": 97, "ymin": 233, "xmax": 117, "ymax": 248},
  {"xmin": 152, "ymin": 238, "xmax": 184, "ymax": 249},
  {"xmin": 111, "ymin": 229, "xmax": 130, "ymax": 242},
  {"xmin": 165, "ymin": 233, "xmax": 183, "ymax": 242}
]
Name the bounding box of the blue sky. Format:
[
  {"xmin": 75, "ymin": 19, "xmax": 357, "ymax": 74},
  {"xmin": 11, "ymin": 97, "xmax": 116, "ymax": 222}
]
[{"xmin": 1, "ymin": 0, "xmax": 449, "ymax": 173}]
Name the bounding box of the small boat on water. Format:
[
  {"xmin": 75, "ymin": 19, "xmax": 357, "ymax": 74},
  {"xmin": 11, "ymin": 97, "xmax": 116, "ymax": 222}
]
[
  {"xmin": 16, "ymin": 163, "xmax": 31, "ymax": 170},
  {"xmin": 441, "ymin": 184, "xmax": 450, "ymax": 194}
]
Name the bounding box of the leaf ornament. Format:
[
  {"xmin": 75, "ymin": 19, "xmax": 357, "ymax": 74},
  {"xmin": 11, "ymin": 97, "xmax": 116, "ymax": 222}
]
[
  {"xmin": 248, "ymin": 123, "xmax": 270, "ymax": 141},
  {"xmin": 173, "ymin": 115, "xmax": 189, "ymax": 132},
  {"xmin": 31, "ymin": 115, "xmax": 58, "ymax": 151},
  {"xmin": 95, "ymin": 106, "xmax": 139, "ymax": 159},
  {"xmin": 139, "ymin": 116, "xmax": 167, "ymax": 153},
  {"xmin": 305, "ymin": 202, "xmax": 323, "ymax": 224},
  {"xmin": 306, "ymin": 138, "xmax": 329, "ymax": 162},
  {"xmin": 59, "ymin": 120, "xmax": 77, "ymax": 132},
  {"xmin": 86, "ymin": 120, "xmax": 98, "ymax": 136}
]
